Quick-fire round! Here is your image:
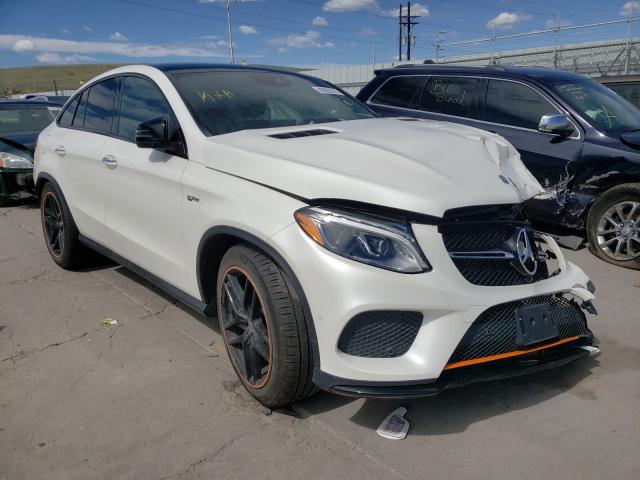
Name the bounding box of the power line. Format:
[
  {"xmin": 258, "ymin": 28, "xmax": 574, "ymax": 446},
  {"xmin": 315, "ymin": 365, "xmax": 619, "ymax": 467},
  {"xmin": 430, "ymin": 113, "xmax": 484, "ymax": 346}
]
[
  {"xmin": 177, "ymin": 0, "xmax": 399, "ymax": 39},
  {"xmin": 115, "ymin": 0, "xmax": 398, "ymax": 47}
]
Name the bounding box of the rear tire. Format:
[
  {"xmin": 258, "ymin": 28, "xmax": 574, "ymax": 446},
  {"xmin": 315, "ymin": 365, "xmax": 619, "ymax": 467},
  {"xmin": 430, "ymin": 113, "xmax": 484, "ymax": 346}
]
[
  {"xmin": 216, "ymin": 244, "xmax": 315, "ymax": 407},
  {"xmin": 587, "ymin": 183, "xmax": 640, "ymax": 270},
  {"xmin": 40, "ymin": 182, "xmax": 90, "ymax": 269}
]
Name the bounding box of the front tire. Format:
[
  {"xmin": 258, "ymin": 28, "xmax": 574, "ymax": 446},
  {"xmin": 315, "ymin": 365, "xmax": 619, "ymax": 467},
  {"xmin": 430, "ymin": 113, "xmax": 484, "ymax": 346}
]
[
  {"xmin": 216, "ymin": 245, "xmax": 315, "ymax": 407},
  {"xmin": 40, "ymin": 182, "xmax": 89, "ymax": 269},
  {"xmin": 587, "ymin": 183, "xmax": 640, "ymax": 270}
]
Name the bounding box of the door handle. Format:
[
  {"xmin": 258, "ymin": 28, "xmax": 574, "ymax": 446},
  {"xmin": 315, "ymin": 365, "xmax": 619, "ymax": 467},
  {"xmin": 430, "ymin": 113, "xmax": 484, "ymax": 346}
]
[
  {"xmin": 54, "ymin": 146, "xmax": 66, "ymax": 156},
  {"xmin": 101, "ymin": 155, "xmax": 118, "ymax": 169}
]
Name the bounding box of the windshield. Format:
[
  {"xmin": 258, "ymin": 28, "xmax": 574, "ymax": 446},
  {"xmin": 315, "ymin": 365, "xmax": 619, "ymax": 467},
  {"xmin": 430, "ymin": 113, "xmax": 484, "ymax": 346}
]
[
  {"xmin": 548, "ymin": 78, "xmax": 640, "ymax": 133},
  {"xmin": 170, "ymin": 70, "xmax": 375, "ymax": 136},
  {"xmin": 0, "ymin": 106, "xmax": 59, "ymax": 137}
]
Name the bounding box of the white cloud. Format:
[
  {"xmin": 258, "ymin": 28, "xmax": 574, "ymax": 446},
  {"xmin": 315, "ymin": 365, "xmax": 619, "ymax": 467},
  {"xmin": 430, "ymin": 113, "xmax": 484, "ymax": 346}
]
[
  {"xmin": 35, "ymin": 52, "xmax": 96, "ymax": 64},
  {"xmin": 81, "ymin": 26, "xmax": 93, "ymax": 32},
  {"xmin": 383, "ymin": 2, "xmax": 429, "ymax": 17},
  {"xmin": 486, "ymin": 12, "xmax": 532, "ymax": 30},
  {"xmin": 238, "ymin": 25, "xmax": 258, "ymax": 34},
  {"xmin": 312, "ymin": 16, "xmax": 329, "ymax": 26},
  {"xmin": 324, "ymin": 0, "xmax": 429, "ymax": 17},
  {"xmin": 110, "ymin": 31, "xmax": 128, "ymax": 41},
  {"xmin": 270, "ymin": 30, "xmax": 334, "ymax": 49},
  {"xmin": 360, "ymin": 27, "xmax": 377, "ymax": 36},
  {"xmin": 323, "ymin": 0, "xmax": 378, "ymax": 13},
  {"xmin": 61, "ymin": 29, "xmax": 71, "ymax": 34},
  {"xmin": 278, "ymin": 47, "xmax": 290, "ymax": 53},
  {"xmin": 0, "ymin": 34, "xmax": 229, "ymax": 58},
  {"xmin": 214, "ymin": 40, "xmax": 236, "ymax": 48},
  {"xmin": 621, "ymin": 1, "xmax": 640, "ymax": 16},
  {"xmin": 12, "ymin": 39, "xmax": 36, "ymax": 52},
  {"xmin": 544, "ymin": 18, "xmax": 572, "ymax": 29}
]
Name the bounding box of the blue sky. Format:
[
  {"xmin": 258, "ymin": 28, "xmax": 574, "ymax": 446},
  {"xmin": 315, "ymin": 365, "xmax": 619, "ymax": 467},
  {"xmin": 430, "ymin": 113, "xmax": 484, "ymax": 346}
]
[{"xmin": 0, "ymin": 0, "xmax": 637, "ymax": 68}]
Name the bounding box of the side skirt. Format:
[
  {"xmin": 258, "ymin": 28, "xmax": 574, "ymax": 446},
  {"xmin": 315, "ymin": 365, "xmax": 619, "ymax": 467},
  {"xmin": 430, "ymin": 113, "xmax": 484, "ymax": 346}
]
[{"xmin": 79, "ymin": 234, "xmax": 214, "ymax": 317}]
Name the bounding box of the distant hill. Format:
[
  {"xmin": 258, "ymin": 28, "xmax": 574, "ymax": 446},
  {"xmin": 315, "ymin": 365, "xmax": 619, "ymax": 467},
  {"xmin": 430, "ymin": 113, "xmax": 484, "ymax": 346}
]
[
  {"xmin": 1, "ymin": 64, "xmax": 124, "ymax": 95},
  {"xmin": 0, "ymin": 63, "xmax": 307, "ymax": 96}
]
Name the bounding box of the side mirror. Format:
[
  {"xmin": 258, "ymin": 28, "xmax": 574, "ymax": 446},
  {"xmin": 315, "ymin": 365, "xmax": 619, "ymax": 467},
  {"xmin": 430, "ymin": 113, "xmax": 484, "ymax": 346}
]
[
  {"xmin": 135, "ymin": 116, "xmax": 170, "ymax": 149},
  {"xmin": 538, "ymin": 113, "xmax": 574, "ymax": 136},
  {"xmin": 135, "ymin": 116, "xmax": 186, "ymax": 156}
]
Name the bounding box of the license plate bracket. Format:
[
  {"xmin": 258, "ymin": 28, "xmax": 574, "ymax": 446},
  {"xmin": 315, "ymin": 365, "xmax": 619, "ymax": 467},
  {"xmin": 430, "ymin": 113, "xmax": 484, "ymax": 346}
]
[{"xmin": 515, "ymin": 302, "xmax": 559, "ymax": 348}]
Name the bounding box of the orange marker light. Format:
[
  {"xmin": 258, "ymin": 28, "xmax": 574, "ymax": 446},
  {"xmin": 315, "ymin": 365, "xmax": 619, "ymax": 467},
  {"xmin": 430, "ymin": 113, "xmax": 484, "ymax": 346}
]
[{"xmin": 295, "ymin": 211, "xmax": 324, "ymax": 246}]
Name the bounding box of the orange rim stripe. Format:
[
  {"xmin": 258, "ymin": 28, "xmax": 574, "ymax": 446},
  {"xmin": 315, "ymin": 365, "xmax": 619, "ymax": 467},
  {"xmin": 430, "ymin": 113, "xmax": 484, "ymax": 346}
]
[{"xmin": 443, "ymin": 336, "xmax": 580, "ymax": 371}]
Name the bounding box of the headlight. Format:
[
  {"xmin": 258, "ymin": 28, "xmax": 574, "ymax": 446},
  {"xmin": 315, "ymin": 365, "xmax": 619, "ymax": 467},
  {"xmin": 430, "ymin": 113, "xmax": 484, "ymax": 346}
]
[
  {"xmin": 0, "ymin": 152, "xmax": 33, "ymax": 169},
  {"xmin": 294, "ymin": 206, "xmax": 431, "ymax": 273}
]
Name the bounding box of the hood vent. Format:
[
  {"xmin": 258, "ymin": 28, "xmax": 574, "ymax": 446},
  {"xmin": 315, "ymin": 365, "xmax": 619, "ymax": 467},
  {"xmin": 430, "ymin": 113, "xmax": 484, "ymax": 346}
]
[{"xmin": 269, "ymin": 129, "xmax": 337, "ymax": 139}]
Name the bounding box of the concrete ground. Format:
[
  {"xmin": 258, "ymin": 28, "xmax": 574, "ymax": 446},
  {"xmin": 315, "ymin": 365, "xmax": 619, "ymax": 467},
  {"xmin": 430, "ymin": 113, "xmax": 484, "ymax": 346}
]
[{"xmin": 1, "ymin": 202, "xmax": 639, "ymax": 480}]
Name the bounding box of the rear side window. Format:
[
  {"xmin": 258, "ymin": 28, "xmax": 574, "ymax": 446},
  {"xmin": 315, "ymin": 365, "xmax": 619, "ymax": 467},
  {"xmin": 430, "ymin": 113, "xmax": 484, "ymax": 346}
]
[
  {"xmin": 419, "ymin": 77, "xmax": 482, "ymax": 119},
  {"xmin": 607, "ymin": 83, "xmax": 640, "ymax": 108},
  {"xmin": 58, "ymin": 95, "xmax": 80, "ymax": 127},
  {"xmin": 117, "ymin": 76, "xmax": 174, "ymax": 142},
  {"xmin": 370, "ymin": 76, "xmax": 425, "ymax": 108},
  {"xmin": 84, "ymin": 77, "xmax": 119, "ymax": 134},
  {"xmin": 484, "ymin": 79, "xmax": 557, "ymax": 129},
  {"xmin": 72, "ymin": 90, "xmax": 88, "ymax": 128}
]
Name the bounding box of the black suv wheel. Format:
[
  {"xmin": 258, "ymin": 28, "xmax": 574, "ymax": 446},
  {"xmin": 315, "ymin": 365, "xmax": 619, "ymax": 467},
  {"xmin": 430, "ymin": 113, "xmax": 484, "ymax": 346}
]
[
  {"xmin": 40, "ymin": 182, "xmax": 90, "ymax": 269},
  {"xmin": 216, "ymin": 245, "xmax": 315, "ymax": 407}
]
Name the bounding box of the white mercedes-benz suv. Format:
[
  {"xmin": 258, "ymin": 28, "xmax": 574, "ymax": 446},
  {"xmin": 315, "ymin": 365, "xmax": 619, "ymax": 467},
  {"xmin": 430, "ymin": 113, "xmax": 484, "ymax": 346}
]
[{"xmin": 35, "ymin": 65, "xmax": 598, "ymax": 407}]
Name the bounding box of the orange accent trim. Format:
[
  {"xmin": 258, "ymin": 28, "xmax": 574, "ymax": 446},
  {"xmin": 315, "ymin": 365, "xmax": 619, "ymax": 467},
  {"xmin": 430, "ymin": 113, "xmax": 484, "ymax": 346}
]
[{"xmin": 443, "ymin": 336, "xmax": 580, "ymax": 371}]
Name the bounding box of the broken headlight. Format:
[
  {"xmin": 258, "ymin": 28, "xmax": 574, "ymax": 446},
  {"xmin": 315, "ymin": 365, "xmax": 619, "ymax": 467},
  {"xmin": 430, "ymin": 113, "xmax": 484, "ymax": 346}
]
[
  {"xmin": 294, "ymin": 206, "xmax": 431, "ymax": 273},
  {"xmin": 0, "ymin": 152, "xmax": 33, "ymax": 169}
]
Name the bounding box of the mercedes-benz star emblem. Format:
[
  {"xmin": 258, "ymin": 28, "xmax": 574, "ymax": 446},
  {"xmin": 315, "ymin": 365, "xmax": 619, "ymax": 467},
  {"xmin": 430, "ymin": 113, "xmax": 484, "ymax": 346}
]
[{"xmin": 514, "ymin": 228, "xmax": 538, "ymax": 276}]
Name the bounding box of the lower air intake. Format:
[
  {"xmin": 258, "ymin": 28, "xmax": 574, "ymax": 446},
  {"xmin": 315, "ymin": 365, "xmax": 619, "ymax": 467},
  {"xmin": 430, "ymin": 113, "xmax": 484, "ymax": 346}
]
[
  {"xmin": 338, "ymin": 311, "xmax": 423, "ymax": 358},
  {"xmin": 448, "ymin": 294, "xmax": 590, "ymax": 365}
]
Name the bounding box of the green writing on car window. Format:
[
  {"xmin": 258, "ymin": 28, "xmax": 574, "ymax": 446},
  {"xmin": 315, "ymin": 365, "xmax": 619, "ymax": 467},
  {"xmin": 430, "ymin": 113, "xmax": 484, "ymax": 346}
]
[
  {"xmin": 197, "ymin": 89, "xmax": 235, "ymax": 103},
  {"xmin": 429, "ymin": 79, "xmax": 467, "ymax": 105}
]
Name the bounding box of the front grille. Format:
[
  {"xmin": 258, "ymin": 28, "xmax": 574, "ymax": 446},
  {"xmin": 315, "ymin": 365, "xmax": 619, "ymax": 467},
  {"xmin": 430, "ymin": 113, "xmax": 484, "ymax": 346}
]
[
  {"xmin": 441, "ymin": 223, "xmax": 555, "ymax": 286},
  {"xmin": 338, "ymin": 311, "xmax": 423, "ymax": 358},
  {"xmin": 448, "ymin": 294, "xmax": 590, "ymax": 365}
]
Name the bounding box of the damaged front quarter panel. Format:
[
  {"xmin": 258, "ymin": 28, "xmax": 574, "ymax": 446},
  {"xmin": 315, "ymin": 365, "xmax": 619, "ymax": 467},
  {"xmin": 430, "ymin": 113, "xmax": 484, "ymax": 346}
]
[{"xmin": 564, "ymin": 143, "xmax": 640, "ymax": 229}]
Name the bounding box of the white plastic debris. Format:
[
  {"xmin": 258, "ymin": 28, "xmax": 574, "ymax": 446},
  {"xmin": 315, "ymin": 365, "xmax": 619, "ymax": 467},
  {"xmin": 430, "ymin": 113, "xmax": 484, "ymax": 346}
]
[
  {"xmin": 377, "ymin": 406, "xmax": 410, "ymax": 440},
  {"xmin": 579, "ymin": 345, "xmax": 601, "ymax": 357}
]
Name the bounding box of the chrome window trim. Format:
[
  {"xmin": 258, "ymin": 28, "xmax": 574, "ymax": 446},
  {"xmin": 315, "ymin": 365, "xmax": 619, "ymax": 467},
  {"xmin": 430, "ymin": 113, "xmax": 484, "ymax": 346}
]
[{"xmin": 367, "ymin": 74, "xmax": 582, "ymax": 140}]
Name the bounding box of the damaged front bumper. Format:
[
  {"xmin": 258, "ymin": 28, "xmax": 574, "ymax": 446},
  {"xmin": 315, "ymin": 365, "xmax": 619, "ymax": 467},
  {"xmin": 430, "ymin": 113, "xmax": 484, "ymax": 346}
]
[
  {"xmin": 315, "ymin": 337, "xmax": 599, "ymax": 399},
  {"xmin": 0, "ymin": 167, "xmax": 34, "ymax": 201}
]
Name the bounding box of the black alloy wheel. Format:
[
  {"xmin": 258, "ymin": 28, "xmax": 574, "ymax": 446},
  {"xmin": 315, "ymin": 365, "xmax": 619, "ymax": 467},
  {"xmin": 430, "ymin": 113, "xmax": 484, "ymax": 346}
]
[
  {"xmin": 40, "ymin": 182, "xmax": 90, "ymax": 269},
  {"xmin": 216, "ymin": 245, "xmax": 316, "ymax": 407},
  {"xmin": 220, "ymin": 267, "xmax": 272, "ymax": 388},
  {"xmin": 42, "ymin": 190, "xmax": 65, "ymax": 258}
]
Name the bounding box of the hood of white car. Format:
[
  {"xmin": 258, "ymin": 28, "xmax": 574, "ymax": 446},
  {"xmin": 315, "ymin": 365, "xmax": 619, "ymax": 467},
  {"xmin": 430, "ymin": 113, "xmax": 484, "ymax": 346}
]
[{"xmin": 202, "ymin": 117, "xmax": 544, "ymax": 218}]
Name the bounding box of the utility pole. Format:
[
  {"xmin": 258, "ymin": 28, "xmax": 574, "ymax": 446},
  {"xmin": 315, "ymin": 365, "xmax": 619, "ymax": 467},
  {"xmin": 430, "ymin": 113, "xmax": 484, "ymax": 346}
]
[
  {"xmin": 398, "ymin": 2, "xmax": 420, "ymax": 62},
  {"xmin": 490, "ymin": 25, "xmax": 496, "ymax": 64},
  {"xmin": 434, "ymin": 31, "xmax": 448, "ymax": 64},
  {"xmin": 398, "ymin": 4, "xmax": 402, "ymax": 61},
  {"xmin": 625, "ymin": 4, "xmax": 634, "ymax": 74},
  {"xmin": 225, "ymin": 0, "xmax": 235, "ymax": 64},
  {"xmin": 553, "ymin": 15, "xmax": 560, "ymax": 69}
]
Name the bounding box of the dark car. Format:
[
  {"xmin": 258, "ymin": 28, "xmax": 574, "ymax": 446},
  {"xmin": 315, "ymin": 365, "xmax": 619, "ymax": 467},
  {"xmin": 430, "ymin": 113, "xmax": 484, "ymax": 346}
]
[
  {"xmin": 357, "ymin": 65, "xmax": 640, "ymax": 269},
  {"xmin": 0, "ymin": 100, "xmax": 60, "ymax": 204},
  {"xmin": 598, "ymin": 75, "xmax": 640, "ymax": 109}
]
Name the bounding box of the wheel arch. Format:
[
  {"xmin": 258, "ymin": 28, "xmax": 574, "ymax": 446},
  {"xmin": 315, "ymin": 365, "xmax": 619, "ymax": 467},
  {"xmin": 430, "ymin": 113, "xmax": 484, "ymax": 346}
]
[
  {"xmin": 196, "ymin": 226, "xmax": 320, "ymax": 366},
  {"xmin": 34, "ymin": 171, "xmax": 59, "ymax": 199},
  {"xmin": 568, "ymin": 174, "xmax": 640, "ymax": 229}
]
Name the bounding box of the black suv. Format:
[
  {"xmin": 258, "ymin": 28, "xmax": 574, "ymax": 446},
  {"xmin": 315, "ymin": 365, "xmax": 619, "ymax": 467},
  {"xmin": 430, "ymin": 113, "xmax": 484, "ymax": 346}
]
[{"xmin": 358, "ymin": 65, "xmax": 640, "ymax": 269}]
